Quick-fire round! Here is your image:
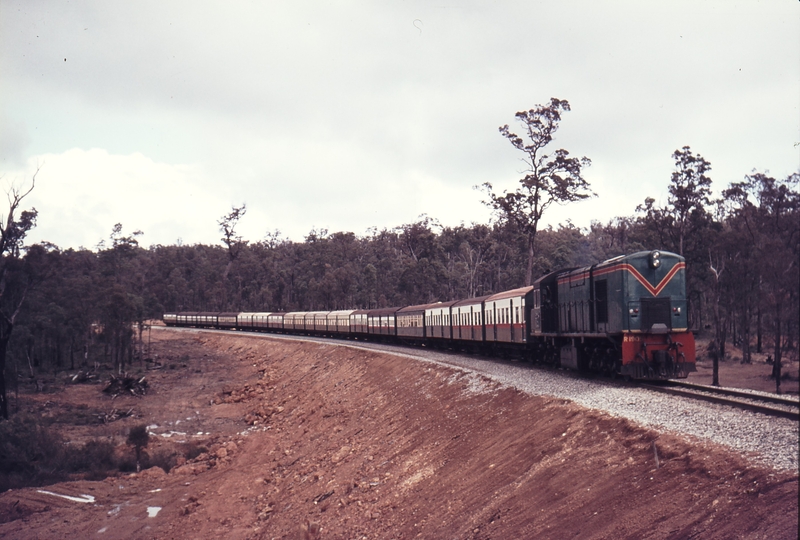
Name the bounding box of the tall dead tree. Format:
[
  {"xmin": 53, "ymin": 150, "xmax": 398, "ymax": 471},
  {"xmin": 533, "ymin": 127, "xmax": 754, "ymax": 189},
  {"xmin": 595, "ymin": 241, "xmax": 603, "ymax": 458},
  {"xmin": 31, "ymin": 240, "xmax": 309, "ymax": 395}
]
[{"xmin": 0, "ymin": 169, "xmax": 39, "ymax": 419}]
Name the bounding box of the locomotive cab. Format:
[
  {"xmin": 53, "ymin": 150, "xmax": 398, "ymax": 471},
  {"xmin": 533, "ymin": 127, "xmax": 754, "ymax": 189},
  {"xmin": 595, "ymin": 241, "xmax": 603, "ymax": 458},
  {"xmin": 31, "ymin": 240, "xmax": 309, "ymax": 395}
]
[
  {"xmin": 531, "ymin": 271, "xmax": 561, "ymax": 335},
  {"xmin": 545, "ymin": 250, "xmax": 696, "ymax": 379}
]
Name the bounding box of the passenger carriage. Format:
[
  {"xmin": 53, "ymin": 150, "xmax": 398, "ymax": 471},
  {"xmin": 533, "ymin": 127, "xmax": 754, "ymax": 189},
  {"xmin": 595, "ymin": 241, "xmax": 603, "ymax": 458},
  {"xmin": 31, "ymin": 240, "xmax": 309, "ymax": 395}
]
[
  {"xmin": 350, "ymin": 310, "xmax": 369, "ymax": 336},
  {"xmin": 451, "ymin": 296, "xmax": 489, "ymax": 342},
  {"xmin": 283, "ymin": 312, "xmax": 305, "ymax": 332},
  {"xmin": 267, "ymin": 312, "xmax": 286, "ymax": 331},
  {"xmin": 327, "ymin": 310, "xmax": 355, "ymax": 336},
  {"xmin": 484, "ymin": 286, "xmax": 533, "ymax": 345},
  {"xmin": 397, "ymin": 303, "xmax": 432, "ymax": 340},
  {"xmin": 218, "ymin": 312, "xmax": 240, "ymax": 329},
  {"xmin": 425, "ymin": 301, "xmax": 458, "ymax": 340},
  {"xmin": 367, "ymin": 308, "xmax": 399, "ymax": 338}
]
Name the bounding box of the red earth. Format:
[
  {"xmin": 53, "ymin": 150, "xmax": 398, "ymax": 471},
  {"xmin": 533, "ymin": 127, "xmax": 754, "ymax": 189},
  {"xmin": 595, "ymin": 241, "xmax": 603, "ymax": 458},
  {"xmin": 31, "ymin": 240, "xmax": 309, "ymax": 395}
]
[{"xmin": 0, "ymin": 328, "xmax": 797, "ymax": 539}]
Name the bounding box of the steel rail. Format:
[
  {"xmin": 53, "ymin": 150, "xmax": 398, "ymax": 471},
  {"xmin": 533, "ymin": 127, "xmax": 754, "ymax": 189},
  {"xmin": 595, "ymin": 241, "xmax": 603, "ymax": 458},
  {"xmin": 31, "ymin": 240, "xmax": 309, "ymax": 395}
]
[
  {"xmin": 641, "ymin": 382, "xmax": 799, "ymax": 421},
  {"xmin": 664, "ymin": 380, "xmax": 799, "ymax": 407}
]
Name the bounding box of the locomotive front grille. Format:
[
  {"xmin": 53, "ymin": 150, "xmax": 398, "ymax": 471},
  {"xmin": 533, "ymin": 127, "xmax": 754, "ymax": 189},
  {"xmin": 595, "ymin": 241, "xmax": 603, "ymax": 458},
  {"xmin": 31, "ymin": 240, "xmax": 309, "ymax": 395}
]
[{"xmin": 641, "ymin": 297, "xmax": 671, "ymax": 330}]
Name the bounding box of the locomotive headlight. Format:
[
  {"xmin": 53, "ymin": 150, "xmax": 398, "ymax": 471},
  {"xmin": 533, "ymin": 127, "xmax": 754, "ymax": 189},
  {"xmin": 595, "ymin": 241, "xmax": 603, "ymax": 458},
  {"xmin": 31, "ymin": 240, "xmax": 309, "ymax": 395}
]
[{"xmin": 649, "ymin": 250, "xmax": 661, "ymax": 269}]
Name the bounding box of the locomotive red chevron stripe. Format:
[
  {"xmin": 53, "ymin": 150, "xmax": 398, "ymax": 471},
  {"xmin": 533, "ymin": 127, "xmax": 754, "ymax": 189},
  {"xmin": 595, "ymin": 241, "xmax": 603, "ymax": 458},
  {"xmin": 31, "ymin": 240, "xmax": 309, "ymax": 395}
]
[
  {"xmin": 617, "ymin": 262, "xmax": 684, "ymax": 296},
  {"xmin": 559, "ymin": 262, "xmax": 685, "ymax": 297}
]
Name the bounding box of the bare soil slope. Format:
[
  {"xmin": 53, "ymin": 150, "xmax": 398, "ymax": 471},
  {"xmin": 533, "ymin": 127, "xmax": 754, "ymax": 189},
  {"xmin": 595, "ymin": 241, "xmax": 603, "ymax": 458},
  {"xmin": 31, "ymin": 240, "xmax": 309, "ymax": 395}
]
[{"xmin": 0, "ymin": 330, "xmax": 797, "ymax": 539}]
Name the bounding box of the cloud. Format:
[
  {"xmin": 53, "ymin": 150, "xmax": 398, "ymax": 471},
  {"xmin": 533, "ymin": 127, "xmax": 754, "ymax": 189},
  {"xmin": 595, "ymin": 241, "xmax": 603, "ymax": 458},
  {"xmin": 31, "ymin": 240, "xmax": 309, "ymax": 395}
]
[
  {"xmin": 2, "ymin": 1, "xmax": 798, "ymax": 251},
  {"xmin": 19, "ymin": 149, "xmax": 221, "ymax": 248}
]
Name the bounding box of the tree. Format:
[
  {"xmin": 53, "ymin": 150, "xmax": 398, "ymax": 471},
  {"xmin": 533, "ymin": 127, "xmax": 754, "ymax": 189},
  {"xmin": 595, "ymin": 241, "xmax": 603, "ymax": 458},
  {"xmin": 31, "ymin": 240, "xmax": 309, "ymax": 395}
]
[
  {"xmin": 481, "ymin": 98, "xmax": 592, "ymax": 286},
  {"xmin": 0, "ymin": 170, "xmax": 39, "ymax": 420},
  {"xmin": 707, "ymin": 250, "xmax": 726, "ymax": 386},
  {"xmin": 724, "ymin": 171, "xmax": 800, "ymax": 393},
  {"xmin": 218, "ymin": 204, "xmax": 248, "ymax": 309},
  {"xmin": 636, "ymin": 146, "xmax": 715, "ymax": 329},
  {"xmin": 667, "ymin": 147, "xmax": 713, "ymax": 257},
  {"xmin": 218, "ymin": 204, "xmax": 248, "ymax": 281}
]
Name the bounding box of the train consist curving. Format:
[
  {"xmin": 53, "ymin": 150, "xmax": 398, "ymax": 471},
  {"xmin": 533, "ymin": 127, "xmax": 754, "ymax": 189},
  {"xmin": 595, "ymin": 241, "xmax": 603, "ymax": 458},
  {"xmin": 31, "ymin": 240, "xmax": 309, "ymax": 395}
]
[{"xmin": 164, "ymin": 250, "xmax": 696, "ymax": 380}]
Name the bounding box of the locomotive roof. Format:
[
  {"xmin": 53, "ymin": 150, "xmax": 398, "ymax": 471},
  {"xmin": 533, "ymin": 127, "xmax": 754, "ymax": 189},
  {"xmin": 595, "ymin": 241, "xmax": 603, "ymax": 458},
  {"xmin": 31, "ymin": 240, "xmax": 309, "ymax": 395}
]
[
  {"xmin": 559, "ymin": 250, "xmax": 684, "ymax": 278},
  {"xmin": 598, "ymin": 250, "xmax": 682, "ymax": 267}
]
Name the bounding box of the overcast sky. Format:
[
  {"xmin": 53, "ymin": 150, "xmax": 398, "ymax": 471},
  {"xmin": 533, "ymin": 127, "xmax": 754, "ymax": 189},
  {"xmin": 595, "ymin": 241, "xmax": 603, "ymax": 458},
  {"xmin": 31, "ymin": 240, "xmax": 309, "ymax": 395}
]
[{"xmin": 2, "ymin": 1, "xmax": 798, "ymax": 250}]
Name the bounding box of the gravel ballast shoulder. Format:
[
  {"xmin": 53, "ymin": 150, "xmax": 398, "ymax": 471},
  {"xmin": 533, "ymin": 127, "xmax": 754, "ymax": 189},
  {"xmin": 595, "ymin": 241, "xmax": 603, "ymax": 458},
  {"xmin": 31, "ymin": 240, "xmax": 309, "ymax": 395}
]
[{"xmin": 335, "ymin": 340, "xmax": 800, "ymax": 472}]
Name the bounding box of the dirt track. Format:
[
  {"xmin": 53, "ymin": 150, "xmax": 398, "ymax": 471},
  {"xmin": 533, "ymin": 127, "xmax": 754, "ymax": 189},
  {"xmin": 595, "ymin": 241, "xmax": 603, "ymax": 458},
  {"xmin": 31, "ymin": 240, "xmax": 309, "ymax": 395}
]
[{"xmin": 0, "ymin": 329, "xmax": 797, "ymax": 539}]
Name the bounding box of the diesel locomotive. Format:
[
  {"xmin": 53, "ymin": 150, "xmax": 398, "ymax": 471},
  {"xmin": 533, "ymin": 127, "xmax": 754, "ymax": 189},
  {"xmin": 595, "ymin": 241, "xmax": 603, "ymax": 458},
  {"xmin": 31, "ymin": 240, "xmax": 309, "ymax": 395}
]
[{"xmin": 164, "ymin": 250, "xmax": 696, "ymax": 380}]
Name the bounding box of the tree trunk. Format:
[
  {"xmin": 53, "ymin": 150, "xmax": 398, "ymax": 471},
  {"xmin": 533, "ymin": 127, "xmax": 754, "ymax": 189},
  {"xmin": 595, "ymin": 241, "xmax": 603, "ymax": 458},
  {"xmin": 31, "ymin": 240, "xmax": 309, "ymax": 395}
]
[
  {"xmin": 0, "ymin": 335, "xmax": 10, "ymax": 420},
  {"xmin": 711, "ymin": 339, "xmax": 720, "ymax": 388},
  {"xmin": 710, "ymin": 276, "xmax": 723, "ymax": 387},
  {"xmin": 756, "ymin": 304, "xmax": 763, "ymax": 353},
  {"xmin": 773, "ymin": 300, "xmax": 782, "ymax": 394},
  {"xmin": 741, "ymin": 305, "xmax": 751, "ymax": 364},
  {"xmin": 524, "ymin": 234, "xmax": 535, "ymax": 287}
]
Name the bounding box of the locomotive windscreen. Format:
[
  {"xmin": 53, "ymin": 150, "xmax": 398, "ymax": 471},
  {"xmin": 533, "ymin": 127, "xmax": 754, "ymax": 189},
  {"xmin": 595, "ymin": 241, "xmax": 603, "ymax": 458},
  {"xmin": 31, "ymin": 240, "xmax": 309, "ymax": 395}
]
[{"xmin": 641, "ymin": 297, "xmax": 671, "ymax": 330}]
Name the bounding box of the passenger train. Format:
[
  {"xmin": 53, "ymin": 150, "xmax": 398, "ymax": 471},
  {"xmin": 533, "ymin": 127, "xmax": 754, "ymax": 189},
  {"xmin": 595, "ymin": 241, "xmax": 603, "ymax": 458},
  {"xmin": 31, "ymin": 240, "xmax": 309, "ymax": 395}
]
[{"xmin": 163, "ymin": 250, "xmax": 696, "ymax": 380}]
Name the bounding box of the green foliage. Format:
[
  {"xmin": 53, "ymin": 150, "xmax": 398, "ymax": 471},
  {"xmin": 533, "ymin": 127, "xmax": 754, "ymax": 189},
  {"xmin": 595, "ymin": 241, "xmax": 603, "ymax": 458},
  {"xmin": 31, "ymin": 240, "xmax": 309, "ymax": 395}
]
[
  {"xmin": 127, "ymin": 424, "xmax": 150, "ymax": 451},
  {"xmin": 0, "ymin": 414, "xmax": 63, "ymax": 479},
  {"xmin": 481, "ymin": 98, "xmax": 593, "ymax": 285}
]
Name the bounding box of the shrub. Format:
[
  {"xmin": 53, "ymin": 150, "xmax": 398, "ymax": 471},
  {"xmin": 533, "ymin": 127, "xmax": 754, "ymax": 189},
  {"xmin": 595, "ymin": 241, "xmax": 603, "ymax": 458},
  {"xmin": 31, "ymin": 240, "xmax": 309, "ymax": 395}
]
[
  {"xmin": 0, "ymin": 415, "xmax": 66, "ymax": 492},
  {"xmin": 64, "ymin": 439, "xmax": 117, "ymax": 475}
]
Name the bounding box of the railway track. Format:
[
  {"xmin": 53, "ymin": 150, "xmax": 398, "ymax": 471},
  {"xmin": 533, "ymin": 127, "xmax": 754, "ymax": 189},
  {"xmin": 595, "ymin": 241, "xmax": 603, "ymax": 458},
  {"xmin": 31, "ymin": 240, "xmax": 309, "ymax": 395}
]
[{"xmin": 642, "ymin": 380, "xmax": 800, "ymax": 421}]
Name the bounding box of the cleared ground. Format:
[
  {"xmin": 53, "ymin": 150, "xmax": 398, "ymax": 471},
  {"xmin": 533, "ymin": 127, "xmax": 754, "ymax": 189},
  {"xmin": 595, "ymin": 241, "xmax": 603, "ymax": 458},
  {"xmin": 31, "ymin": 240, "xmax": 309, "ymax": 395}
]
[{"xmin": 0, "ymin": 329, "xmax": 797, "ymax": 539}]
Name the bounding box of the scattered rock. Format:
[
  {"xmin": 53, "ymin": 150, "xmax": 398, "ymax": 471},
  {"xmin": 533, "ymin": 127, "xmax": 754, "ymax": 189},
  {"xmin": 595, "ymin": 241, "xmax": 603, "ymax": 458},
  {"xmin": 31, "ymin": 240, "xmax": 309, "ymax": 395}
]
[
  {"xmin": 331, "ymin": 446, "xmax": 351, "ymax": 464},
  {"xmin": 140, "ymin": 466, "xmax": 167, "ymax": 479}
]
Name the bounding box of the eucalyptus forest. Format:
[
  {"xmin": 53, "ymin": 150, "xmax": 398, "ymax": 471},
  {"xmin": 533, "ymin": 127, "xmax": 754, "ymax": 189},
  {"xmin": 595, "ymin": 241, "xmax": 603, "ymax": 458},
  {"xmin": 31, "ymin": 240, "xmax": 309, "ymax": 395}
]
[{"xmin": 1, "ymin": 101, "xmax": 798, "ymax": 420}]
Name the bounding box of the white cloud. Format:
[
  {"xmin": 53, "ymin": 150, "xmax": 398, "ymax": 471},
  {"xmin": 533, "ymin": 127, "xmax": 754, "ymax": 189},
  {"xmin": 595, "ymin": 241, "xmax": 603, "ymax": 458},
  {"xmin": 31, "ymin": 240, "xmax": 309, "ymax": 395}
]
[
  {"xmin": 18, "ymin": 149, "xmax": 222, "ymax": 248},
  {"xmin": 2, "ymin": 1, "xmax": 798, "ymax": 250}
]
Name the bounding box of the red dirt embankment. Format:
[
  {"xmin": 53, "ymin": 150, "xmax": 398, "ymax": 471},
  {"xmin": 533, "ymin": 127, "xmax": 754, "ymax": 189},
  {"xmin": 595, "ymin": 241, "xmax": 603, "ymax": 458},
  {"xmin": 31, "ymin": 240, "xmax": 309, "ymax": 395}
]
[{"xmin": 1, "ymin": 330, "xmax": 797, "ymax": 539}]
